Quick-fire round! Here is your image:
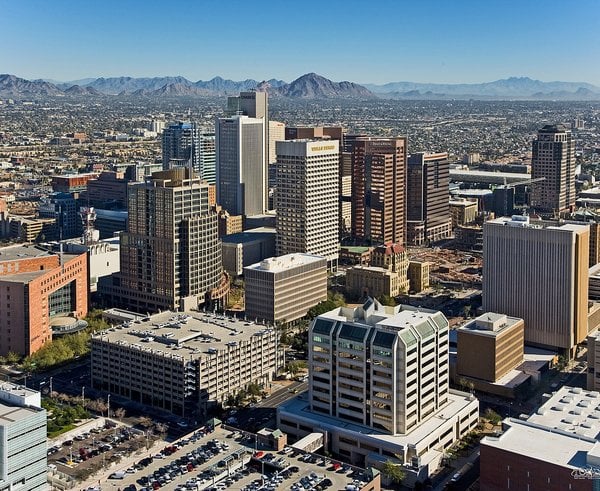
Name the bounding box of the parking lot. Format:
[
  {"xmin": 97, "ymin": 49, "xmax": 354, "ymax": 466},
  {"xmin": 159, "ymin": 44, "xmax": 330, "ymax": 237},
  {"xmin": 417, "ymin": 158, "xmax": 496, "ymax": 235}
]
[
  {"xmin": 48, "ymin": 421, "xmax": 151, "ymax": 481},
  {"xmin": 94, "ymin": 426, "xmax": 372, "ymax": 491}
]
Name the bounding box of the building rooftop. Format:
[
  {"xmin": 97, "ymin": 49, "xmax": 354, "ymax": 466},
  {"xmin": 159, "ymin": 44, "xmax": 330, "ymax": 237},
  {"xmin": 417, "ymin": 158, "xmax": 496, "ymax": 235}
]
[
  {"xmin": 483, "ymin": 418, "xmax": 594, "ymax": 470},
  {"xmin": 487, "ymin": 215, "xmax": 590, "ymax": 234},
  {"xmin": 0, "ymin": 402, "xmax": 43, "ymax": 424},
  {"xmin": 528, "ymin": 386, "xmax": 600, "ymax": 439},
  {"xmin": 0, "ymin": 244, "xmax": 54, "ymax": 262},
  {"xmin": 459, "ymin": 312, "xmax": 523, "ymax": 338},
  {"xmin": 92, "ymin": 310, "xmax": 277, "ymax": 361},
  {"xmin": 0, "ymin": 382, "xmax": 41, "ymax": 402},
  {"xmin": 245, "ymin": 253, "xmax": 325, "ymax": 273},
  {"xmin": 222, "ymin": 227, "xmax": 276, "ymax": 244}
]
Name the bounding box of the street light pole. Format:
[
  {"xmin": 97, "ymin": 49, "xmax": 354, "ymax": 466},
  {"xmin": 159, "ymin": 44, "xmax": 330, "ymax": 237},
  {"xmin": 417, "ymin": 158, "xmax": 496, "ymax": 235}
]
[
  {"xmin": 107, "ymin": 394, "xmax": 111, "ymax": 419},
  {"xmin": 82, "ymin": 386, "xmax": 85, "ymax": 406},
  {"xmin": 49, "ymin": 377, "xmax": 53, "ymax": 396}
]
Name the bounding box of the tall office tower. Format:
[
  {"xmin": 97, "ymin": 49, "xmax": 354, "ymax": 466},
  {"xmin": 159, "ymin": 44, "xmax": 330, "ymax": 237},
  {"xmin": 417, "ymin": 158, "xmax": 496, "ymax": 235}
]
[
  {"xmin": 351, "ymin": 137, "xmax": 407, "ymax": 245},
  {"xmin": 227, "ymin": 91, "xmax": 269, "ymax": 186},
  {"xmin": 530, "ymin": 124, "xmax": 575, "ymax": 215},
  {"xmin": 406, "ymin": 152, "xmax": 452, "ymax": 245},
  {"xmin": 268, "ymin": 121, "xmax": 286, "ymax": 164},
  {"xmin": 308, "ymin": 299, "xmax": 449, "ymax": 434},
  {"xmin": 227, "ymin": 90, "xmax": 268, "ymax": 119},
  {"xmin": 99, "ymin": 168, "xmax": 223, "ymax": 313},
  {"xmin": 483, "ymin": 215, "xmax": 589, "ymax": 356},
  {"xmin": 216, "ymin": 115, "xmax": 266, "ymax": 216},
  {"xmin": 38, "ymin": 191, "xmax": 79, "ymax": 239},
  {"xmin": 162, "ymin": 122, "xmax": 200, "ymax": 172},
  {"xmin": 275, "ymin": 140, "xmax": 339, "ymax": 271},
  {"xmin": 198, "ymin": 132, "xmax": 216, "ymax": 184}
]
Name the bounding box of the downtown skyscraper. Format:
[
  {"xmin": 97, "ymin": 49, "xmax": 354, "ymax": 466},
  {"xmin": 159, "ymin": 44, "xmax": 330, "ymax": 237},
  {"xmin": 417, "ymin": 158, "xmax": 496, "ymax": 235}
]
[
  {"xmin": 162, "ymin": 122, "xmax": 199, "ymax": 172},
  {"xmin": 530, "ymin": 124, "xmax": 576, "ymax": 216},
  {"xmin": 351, "ymin": 137, "xmax": 407, "ymax": 245},
  {"xmin": 275, "ymin": 140, "xmax": 340, "ymax": 271},
  {"xmin": 215, "ymin": 115, "xmax": 266, "ymax": 216},
  {"xmin": 98, "ymin": 168, "xmax": 223, "ymax": 313}
]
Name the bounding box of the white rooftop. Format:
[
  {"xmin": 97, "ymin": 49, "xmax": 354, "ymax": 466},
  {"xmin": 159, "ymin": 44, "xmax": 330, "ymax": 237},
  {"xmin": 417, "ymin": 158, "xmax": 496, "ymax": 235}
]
[
  {"xmin": 246, "ymin": 253, "xmax": 326, "ymax": 273},
  {"xmin": 482, "ymin": 386, "xmax": 600, "ymax": 468}
]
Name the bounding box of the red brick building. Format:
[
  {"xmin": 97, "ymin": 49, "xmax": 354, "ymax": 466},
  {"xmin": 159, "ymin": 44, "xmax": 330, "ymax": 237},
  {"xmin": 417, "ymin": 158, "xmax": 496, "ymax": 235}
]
[{"xmin": 0, "ymin": 245, "xmax": 88, "ymax": 356}]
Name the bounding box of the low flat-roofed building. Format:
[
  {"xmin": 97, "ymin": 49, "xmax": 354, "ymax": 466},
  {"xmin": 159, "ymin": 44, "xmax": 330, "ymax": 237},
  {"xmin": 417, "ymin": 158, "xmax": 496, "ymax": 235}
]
[
  {"xmin": 0, "ymin": 244, "xmax": 88, "ymax": 356},
  {"xmin": 221, "ymin": 227, "xmax": 276, "ymax": 277},
  {"xmin": 0, "ymin": 384, "xmax": 47, "ymax": 491},
  {"xmin": 481, "ymin": 386, "xmax": 600, "ymax": 491},
  {"xmin": 244, "ymin": 253, "xmax": 327, "ymax": 324},
  {"xmin": 588, "ymin": 330, "xmax": 600, "ymax": 391},
  {"xmin": 346, "ymin": 266, "xmax": 405, "ymax": 299},
  {"xmin": 91, "ymin": 310, "xmax": 283, "ymax": 417},
  {"xmin": 457, "ymin": 313, "xmax": 525, "ymax": 383},
  {"xmin": 278, "ymin": 390, "xmax": 478, "ymax": 487}
]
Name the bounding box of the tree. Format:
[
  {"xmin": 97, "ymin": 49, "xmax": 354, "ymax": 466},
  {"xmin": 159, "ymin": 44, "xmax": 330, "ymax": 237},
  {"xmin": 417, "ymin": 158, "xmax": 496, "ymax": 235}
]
[
  {"xmin": 378, "ymin": 294, "xmax": 396, "ymax": 307},
  {"xmin": 484, "ymin": 408, "xmax": 502, "ymax": 425},
  {"xmin": 138, "ymin": 416, "xmax": 153, "ymax": 429},
  {"xmin": 114, "ymin": 407, "xmax": 126, "ymax": 422},
  {"xmin": 5, "ymin": 352, "xmax": 20, "ymax": 364},
  {"xmin": 382, "ymin": 460, "xmax": 405, "ymax": 485},
  {"xmin": 247, "ymin": 383, "xmax": 262, "ymax": 397}
]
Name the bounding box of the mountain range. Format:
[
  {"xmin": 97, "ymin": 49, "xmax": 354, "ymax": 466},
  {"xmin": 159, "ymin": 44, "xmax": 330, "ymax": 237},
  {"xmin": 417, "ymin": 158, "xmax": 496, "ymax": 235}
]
[{"xmin": 1, "ymin": 73, "xmax": 599, "ymax": 100}]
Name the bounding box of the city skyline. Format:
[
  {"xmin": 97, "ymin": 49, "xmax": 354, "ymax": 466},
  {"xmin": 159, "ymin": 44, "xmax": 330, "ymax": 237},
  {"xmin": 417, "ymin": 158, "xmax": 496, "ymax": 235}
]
[{"xmin": 2, "ymin": 0, "xmax": 600, "ymax": 85}]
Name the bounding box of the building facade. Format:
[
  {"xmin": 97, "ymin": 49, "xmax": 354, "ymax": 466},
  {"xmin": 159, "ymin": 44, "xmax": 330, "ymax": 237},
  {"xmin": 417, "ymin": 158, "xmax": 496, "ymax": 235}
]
[
  {"xmin": 351, "ymin": 137, "xmax": 407, "ymax": 245},
  {"xmin": 483, "ymin": 216, "xmax": 589, "ymax": 355},
  {"xmin": 244, "ymin": 254, "xmax": 327, "ymax": 324},
  {"xmin": 481, "ymin": 386, "xmax": 600, "ymax": 491},
  {"xmin": 530, "ymin": 124, "xmax": 576, "ymax": 215},
  {"xmin": 91, "ymin": 311, "xmax": 282, "ymax": 416},
  {"xmin": 98, "ymin": 168, "xmax": 223, "ymax": 314},
  {"xmin": 0, "ymin": 245, "xmax": 88, "ymax": 356},
  {"xmin": 457, "ymin": 313, "xmax": 525, "ymax": 383},
  {"xmin": 345, "ymin": 242, "xmax": 409, "ymax": 299},
  {"xmin": 198, "ymin": 132, "xmax": 216, "ymax": 184},
  {"xmin": 216, "ymin": 115, "xmax": 266, "ymax": 217},
  {"xmin": 162, "ymin": 122, "xmax": 200, "ymax": 172},
  {"xmin": 38, "ymin": 192, "xmax": 79, "ymax": 239},
  {"xmin": 0, "ymin": 385, "xmax": 47, "ymax": 491},
  {"xmin": 275, "ymin": 140, "xmax": 339, "ymax": 270},
  {"xmin": 277, "ymin": 299, "xmax": 479, "ymax": 484},
  {"xmin": 406, "ymin": 152, "xmax": 452, "ymax": 245}
]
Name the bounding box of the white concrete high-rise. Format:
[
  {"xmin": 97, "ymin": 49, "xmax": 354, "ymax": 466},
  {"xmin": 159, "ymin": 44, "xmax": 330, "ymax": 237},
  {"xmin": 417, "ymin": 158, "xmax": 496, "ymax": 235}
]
[
  {"xmin": 216, "ymin": 115, "xmax": 266, "ymax": 216},
  {"xmin": 275, "ymin": 140, "xmax": 339, "ymax": 270},
  {"xmin": 268, "ymin": 121, "xmax": 286, "ymax": 164},
  {"xmin": 198, "ymin": 132, "xmax": 216, "ymax": 184}
]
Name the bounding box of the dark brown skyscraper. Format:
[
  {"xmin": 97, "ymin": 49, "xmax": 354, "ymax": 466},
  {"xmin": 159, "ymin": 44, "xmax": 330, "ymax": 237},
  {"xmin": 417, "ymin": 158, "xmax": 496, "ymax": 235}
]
[
  {"xmin": 406, "ymin": 152, "xmax": 452, "ymax": 245},
  {"xmin": 531, "ymin": 124, "xmax": 575, "ymax": 215},
  {"xmin": 351, "ymin": 137, "xmax": 407, "ymax": 245}
]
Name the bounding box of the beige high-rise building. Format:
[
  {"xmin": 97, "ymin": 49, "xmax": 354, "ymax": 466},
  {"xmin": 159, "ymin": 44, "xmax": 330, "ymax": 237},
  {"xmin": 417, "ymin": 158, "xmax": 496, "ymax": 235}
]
[
  {"xmin": 531, "ymin": 124, "xmax": 575, "ymax": 215},
  {"xmin": 98, "ymin": 168, "xmax": 224, "ymax": 314},
  {"xmin": 483, "ymin": 215, "xmax": 589, "ymax": 355},
  {"xmin": 268, "ymin": 121, "xmax": 286, "ymax": 164},
  {"xmin": 244, "ymin": 253, "xmax": 327, "ymax": 324},
  {"xmin": 275, "ymin": 140, "xmax": 339, "ymax": 270}
]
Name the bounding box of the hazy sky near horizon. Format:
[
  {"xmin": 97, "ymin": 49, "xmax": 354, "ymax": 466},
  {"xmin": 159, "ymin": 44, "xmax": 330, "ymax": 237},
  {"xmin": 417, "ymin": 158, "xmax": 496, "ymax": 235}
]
[{"xmin": 2, "ymin": 0, "xmax": 599, "ymax": 85}]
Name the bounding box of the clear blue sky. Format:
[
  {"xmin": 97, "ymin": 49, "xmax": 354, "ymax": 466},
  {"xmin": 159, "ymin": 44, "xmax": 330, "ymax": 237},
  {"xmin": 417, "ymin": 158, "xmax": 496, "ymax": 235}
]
[{"xmin": 2, "ymin": 0, "xmax": 599, "ymax": 85}]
